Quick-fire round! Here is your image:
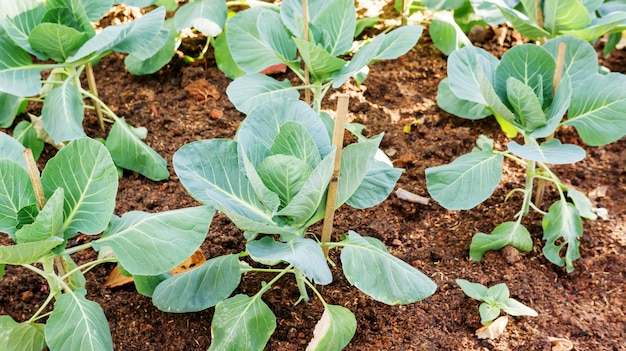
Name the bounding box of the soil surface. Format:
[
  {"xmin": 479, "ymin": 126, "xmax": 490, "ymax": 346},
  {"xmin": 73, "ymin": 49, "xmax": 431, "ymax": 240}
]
[{"xmin": 1, "ymin": 8, "xmax": 625, "ymax": 351}]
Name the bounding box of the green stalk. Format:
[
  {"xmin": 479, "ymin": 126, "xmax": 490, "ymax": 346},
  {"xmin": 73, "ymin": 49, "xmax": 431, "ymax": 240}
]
[
  {"xmin": 294, "ymin": 267, "xmax": 310, "ymax": 304},
  {"xmin": 85, "ymin": 63, "xmax": 105, "ymax": 131},
  {"xmin": 521, "ymin": 159, "xmax": 536, "ymax": 216},
  {"xmin": 257, "ymin": 264, "xmax": 294, "ymax": 296}
]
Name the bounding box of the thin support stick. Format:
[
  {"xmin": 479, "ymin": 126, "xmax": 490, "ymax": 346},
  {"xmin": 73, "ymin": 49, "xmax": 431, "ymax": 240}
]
[
  {"xmin": 302, "ymin": 0, "xmax": 311, "ymax": 104},
  {"xmin": 23, "ymin": 149, "xmax": 46, "ymax": 209},
  {"xmin": 535, "ymin": 42, "xmax": 566, "ymax": 208},
  {"xmin": 321, "ymin": 95, "xmax": 349, "ymax": 257},
  {"xmin": 85, "ymin": 63, "xmax": 105, "ymax": 131}
]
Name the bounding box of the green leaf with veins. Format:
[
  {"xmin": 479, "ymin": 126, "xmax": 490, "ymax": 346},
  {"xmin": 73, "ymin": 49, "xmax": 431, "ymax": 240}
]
[
  {"xmin": 41, "ymin": 80, "xmax": 85, "ymax": 144},
  {"xmin": 7, "ymin": 321, "xmax": 45, "ymax": 351},
  {"xmin": 226, "ymin": 74, "xmax": 298, "ymax": 115},
  {"xmin": 307, "ymin": 305, "xmax": 356, "ymax": 351},
  {"xmin": 271, "ymin": 121, "xmax": 322, "ymax": 167},
  {"xmin": 0, "ymin": 159, "xmax": 35, "ymax": 237},
  {"xmin": 15, "ymin": 188, "xmax": 64, "ymax": 243},
  {"xmin": 470, "ymin": 221, "xmax": 533, "ymax": 261},
  {"xmin": 542, "ymin": 200, "xmax": 583, "ymax": 273},
  {"xmin": 257, "ymin": 155, "xmax": 313, "ymax": 209},
  {"xmin": 506, "ymin": 77, "xmax": 546, "ymax": 131}
]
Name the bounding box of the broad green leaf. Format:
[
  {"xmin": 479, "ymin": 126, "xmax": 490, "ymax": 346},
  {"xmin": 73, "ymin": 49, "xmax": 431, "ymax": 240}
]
[
  {"xmin": 227, "ymin": 8, "xmax": 296, "ymax": 73},
  {"xmin": 257, "ymin": 155, "xmax": 313, "ymax": 209},
  {"xmin": 209, "ymin": 294, "xmax": 276, "ymax": 351},
  {"xmin": 543, "ymin": 35, "xmax": 598, "ymax": 85},
  {"xmin": 456, "ymin": 279, "xmax": 488, "ymax": 301},
  {"xmin": 125, "ymin": 24, "xmax": 178, "ymax": 75},
  {"xmin": 45, "ymin": 290, "xmax": 113, "ymax": 351},
  {"xmin": 46, "ymin": 0, "xmax": 113, "ymax": 23},
  {"xmin": 470, "ymin": 0, "xmax": 509, "ymax": 24},
  {"xmin": 1, "ymin": 5, "xmax": 47, "ymax": 59},
  {"xmin": 542, "ymin": 200, "xmax": 582, "ymax": 273},
  {"xmin": 0, "ymin": 0, "xmax": 41, "ymax": 19},
  {"xmin": 7, "ymin": 322, "xmax": 45, "ymax": 351},
  {"xmin": 0, "ymin": 160, "xmax": 35, "ymax": 236},
  {"xmin": 346, "ymin": 159, "xmax": 403, "ymax": 209},
  {"xmin": 487, "ymin": 283, "xmax": 510, "ymax": 302},
  {"xmin": 174, "ymin": 0, "xmax": 227, "ymax": 37},
  {"xmin": 0, "ymin": 315, "xmax": 19, "ymax": 351},
  {"xmin": 567, "ymin": 187, "xmax": 597, "ymax": 220},
  {"xmin": 133, "ymin": 273, "xmax": 171, "ymax": 298},
  {"xmin": 241, "ymin": 151, "xmax": 280, "ymax": 213},
  {"xmin": 247, "ymin": 236, "xmax": 332, "ymax": 284},
  {"xmin": 502, "ymin": 298, "xmax": 538, "ymax": 317},
  {"xmin": 67, "ymin": 7, "xmax": 165, "ymax": 62},
  {"xmin": 105, "ymin": 118, "xmax": 169, "ymax": 181},
  {"xmin": 276, "ymin": 149, "xmax": 335, "ymax": 225},
  {"xmin": 479, "ymin": 303, "xmax": 501, "ymax": 324},
  {"xmin": 0, "ymin": 237, "xmax": 63, "ymax": 264},
  {"xmin": 562, "ymin": 12, "xmax": 626, "ymax": 41},
  {"xmin": 426, "ymin": 146, "xmax": 504, "ymax": 210},
  {"xmin": 340, "ymin": 231, "xmax": 437, "ymax": 304},
  {"xmin": 0, "ymin": 92, "xmax": 24, "ymax": 128},
  {"xmin": 372, "ymin": 25, "xmax": 423, "ymax": 61},
  {"xmin": 12, "ymin": 121, "xmax": 43, "ymax": 159},
  {"xmin": 530, "ymin": 75, "xmax": 571, "ymax": 139},
  {"xmin": 174, "ymin": 140, "xmax": 292, "ymax": 236},
  {"xmin": 437, "ymin": 78, "xmax": 492, "ymax": 120},
  {"xmin": 498, "ymin": 6, "xmax": 551, "ymax": 41},
  {"xmin": 62, "ymin": 254, "xmax": 86, "ymax": 291},
  {"xmin": 495, "ymin": 44, "xmax": 555, "ymax": 108},
  {"xmin": 507, "ymin": 139, "xmax": 585, "ymax": 164},
  {"xmin": 44, "ymin": 0, "xmax": 97, "ymax": 37},
  {"xmin": 214, "ymin": 31, "xmax": 245, "ymax": 79},
  {"xmin": 122, "ymin": 27, "xmax": 169, "ymax": 62},
  {"xmin": 152, "ymin": 254, "xmax": 240, "ymax": 312},
  {"xmin": 564, "ymin": 73, "xmax": 626, "ymax": 146},
  {"xmin": 226, "ymin": 74, "xmax": 298, "ymax": 114},
  {"xmin": 41, "ymin": 80, "xmax": 85, "ymax": 144},
  {"xmin": 271, "ymin": 121, "xmax": 322, "ymax": 167},
  {"xmin": 119, "ymin": 0, "xmax": 156, "ymax": 8},
  {"xmin": 331, "ymin": 35, "xmax": 383, "ymax": 88},
  {"xmin": 41, "ymin": 138, "xmax": 118, "ymax": 238},
  {"xmin": 0, "ymin": 34, "xmax": 43, "ymax": 97},
  {"xmin": 506, "ymin": 77, "xmax": 546, "ymax": 132},
  {"xmin": 424, "ymin": 0, "xmax": 467, "ymax": 10},
  {"xmin": 293, "ymin": 38, "xmax": 346, "ymax": 81},
  {"xmin": 94, "ymin": 206, "xmax": 214, "ymax": 276},
  {"xmin": 306, "ymin": 305, "xmax": 356, "ymax": 351},
  {"xmin": 470, "ymin": 221, "xmax": 533, "ymax": 261},
  {"xmin": 16, "ymin": 204, "xmax": 38, "ymax": 231},
  {"xmin": 15, "ymin": 188, "xmax": 64, "ymax": 243},
  {"xmin": 28, "ymin": 23, "xmax": 88, "ymax": 62},
  {"xmin": 281, "ymin": 0, "xmax": 355, "ymax": 56},
  {"xmin": 335, "ymin": 135, "xmax": 381, "ymax": 208},
  {"xmin": 544, "ymin": 0, "xmax": 590, "ymax": 35},
  {"xmin": 430, "ymin": 11, "xmax": 472, "ymax": 56}
]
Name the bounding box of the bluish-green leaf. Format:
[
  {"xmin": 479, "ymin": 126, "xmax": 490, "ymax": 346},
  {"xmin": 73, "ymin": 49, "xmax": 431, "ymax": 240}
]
[
  {"xmin": 247, "ymin": 236, "xmax": 331, "ymax": 284},
  {"xmin": 506, "ymin": 77, "xmax": 546, "ymax": 131},
  {"xmin": 565, "ymin": 73, "xmax": 626, "ymax": 146},
  {"xmin": 336, "ymin": 135, "xmax": 381, "ymax": 208},
  {"xmin": 567, "ymin": 187, "xmax": 597, "ymax": 220},
  {"xmin": 152, "ymin": 254, "xmax": 241, "ymax": 312},
  {"xmin": 307, "ymin": 305, "xmax": 356, "ymax": 351},
  {"xmin": 0, "ymin": 92, "xmax": 24, "ymax": 128},
  {"xmin": 470, "ymin": 0, "xmax": 509, "ymax": 25},
  {"xmin": 430, "ymin": 11, "xmax": 472, "ymax": 56},
  {"xmin": 226, "ymin": 74, "xmax": 298, "ymax": 114},
  {"xmin": 0, "ymin": 237, "xmax": 64, "ymax": 264},
  {"xmin": 544, "ymin": 0, "xmax": 590, "ymax": 35},
  {"xmin": 28, "ymin": 23, "xmax": 88, "ymax": 62},
  {"xmin": 133, "ymin": 273, "xmax": 170, "ymax": 297},
  {"xmin": 293, "ymin": 38, "xmax": 346, "ymax": 81},
  {"xmin": 340, "ymin": 231, "xmax": 437, "ymax": 304},
  {"xmin": 257, "ymin": 155, "xmax": 313, "ymax": 209},
  {"xmin": 0, "ymin": 132, "xmax": 27, "ymax": 169},
  {"xmin": 44, "ymin": 0, "xmax": 97, "ymax": 37},
  {"xmin": 0, "ymin": 315, "xmax": 19, "ymax": 351},
  {"xmin": 209, "ymin": 294, "xmax": 276, "ymax": 351},
  {"xmin": 214, "ymin": 31, "xmax": 244, "ymax": 79},
  {"xmin": 41, "ymin": 138, "xmax": 118, "ymax": 238},
  {"xmin": 498, "ymin": 6, "xmax": 551, "ymax": 41},
  {"xmin": 372, "ymin": 25, "xmax": 423, "ymax": 61},
  {"xmin": 562, "ymin": 12, "xmax": 626, "ymax": 41},
  {"xmin": 479, "ymin": 302, "xmax": 501, "ymax": 324},
  {"xmin": 1, "ymin": 5, "xmax": 47, "ymax": 59},
  {"xmin": 7, "ymin": 321, "xmax": 45, "ymax": 351},
  {"xmin": 437, "ymin": 78, "xmax": 491, "ymax": 120},
  {"xmin": 105, "ymin": 118, "xmax": 169, "ymax": 181},
  {"xmin": 426, "ymin": 146, "xmax": 503, "ymax": 210},
  {"xmin": 0, "ymin": 159, "xmax": 35, "ymax": 237},
  {"xmin": 12, "ymin": 121, "xmax": 43, "ymax": 159},
  {"xmin": 41, "ymin": 80, "xmax": 85, "ymax": 144},
  {"xmin": 507, "ymin": 139, "xmax": 585, "ymax": 164},
  {"xmin": 174, "ymin": 0, "xmax": 227, "ymax": 37},
  {"xmin": 15, "ymin": 188, "xmax": 64, "ymax": 243},
  {"xmin": 45, "ymin": 290, "xmax": 113, "ymax": 351},
  {"xmin": 241, "ymin": 151, "xmax": 280, "ymax": 213},
  {"xmin": 95, "ymin": 206, "xmax": 214, "ymax": 276},
  {"xmin": 125, "ymin": 24, "xmax": 178, "ymax": 75},
  {"xmin": 542, "ymin": 200, "xmax": 582, "ymax": 273},
  {"xmin": 543, "ymin": 35, "xmax": 598, "ymax": 85},
  {"xmin": 271, "ymin": 121, "xmax": 322, "ymax": 167},
  {"xmin": 456, "ymin": 279, "xmax": 488, "ymax": 301},
  {"xmin": 0, "ymin": 33, "xmax": 43, "ymax": 96},
  {"xmin": 530, "ymin": 75, "xmax": 571, "ymax": 139},
  {"xmin": 469, "ymin": 221, "xmax": 533, "ymax": 261},
  {"xmin": 502, "ymin": 298, "xmax": 537, "ymax": 317},
  {"xmin": 346, "ymin": 159, "xmax": 402, "ymax": 209}
]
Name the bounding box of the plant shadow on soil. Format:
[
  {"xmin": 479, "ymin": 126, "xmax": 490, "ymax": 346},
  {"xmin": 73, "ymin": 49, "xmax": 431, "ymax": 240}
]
[{"xmin": 1, "ymin": 25, "xmax": 625, "ymax": 351}]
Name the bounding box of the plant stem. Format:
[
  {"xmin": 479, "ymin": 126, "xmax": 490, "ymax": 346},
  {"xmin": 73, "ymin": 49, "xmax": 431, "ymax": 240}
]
[
  {"xmin": 61, "ymin": 257, "xmax": 117, "ymax": 281},
  {"xmin": 28, "ymin": 292, "xmax": 55, "ymax": 324},
  {"xmin": 62, "ymin": 242, "xmax": 94, "ymax": 256},
  {"xmin": 85, "ymin": 63, "xmax": 105, "ymax": 131},
  {"xmin": 302, "ymin": 0, "xmax": 311, "ymax": 105},
  {"xmin": 294, "ymin": 267, "xmax": 310, "ymax": 303},
  {"xmin": 303, "ymin": 278, "xmax": 328, "ymax": 308},
  {"xmin": 197, "ymin": 36, "xmax": 214, "ymax": 60},
  {"xmin": 80, "ymin": 88, "xmax": 121, "ymax": 123},
  {"xmin": 257, "ymin": 264, "xmax": 294, "ymax": 296},
  {"xmin": 22, "ymin": 149, "xmax": 46, "ymax": 209},
  {"xmin": 321, "ymin": 95, "xmax": 349, "ymax": 257},
  {"xmin": 521, "ymin": 159, "xmax": 536, "ymax": 216}
]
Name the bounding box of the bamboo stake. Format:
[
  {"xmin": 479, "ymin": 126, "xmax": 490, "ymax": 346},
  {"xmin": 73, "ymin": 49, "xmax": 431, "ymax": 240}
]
[
  {"xmin": 535, "ymin": 42, "xmax": 566, "ymax": 207},
  {"xmin": 23, "ymin": 149, "xmax": 46, "ymax": 210},
  {"xmin": 302, "ymin": 0, "xmax": 311, "ymax": 104},
  {"xmin": 85, "ymin": 63, "xmax": 105, "ymax": 131},
  {"xmin": 321, "ymin": 95, "xmax": 349, "ymax": 257}
]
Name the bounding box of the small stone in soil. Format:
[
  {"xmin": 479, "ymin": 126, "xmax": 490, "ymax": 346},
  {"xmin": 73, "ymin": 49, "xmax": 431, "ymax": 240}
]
[{"xmin": 502, "ymin": 245, "xmax": 521, "ymax": 264}]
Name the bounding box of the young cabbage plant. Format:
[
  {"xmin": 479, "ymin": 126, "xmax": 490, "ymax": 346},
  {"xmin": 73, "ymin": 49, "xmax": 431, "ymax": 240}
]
[
  {"xmin": 0, "ymin": 133, "xmax": 214, "ymax": 351},
  {"xmin": 426, "ymin": 35, "xmax": 626, "ymax": 272},
  {"xmin": 456, "ymin": 279, "xmax": 537, "ymax": 325},
  {"xmin": 471, "ymin": 0, "xmax": 626, "ymax": 55},
  {"xmin": 220, "ymin": 0, "xmax": 423, "ymax": 113},
  {"xmin": 144, "ymin": 98, "xmax": 437, "ymax": 350},
  {"xmin": 0, "ymin": 0, "xmax": 170, "ymax": 180}
]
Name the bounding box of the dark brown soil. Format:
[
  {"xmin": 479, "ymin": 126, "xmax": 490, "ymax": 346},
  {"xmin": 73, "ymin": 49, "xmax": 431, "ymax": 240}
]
[{"xmin": 1, "ymin": 17, "xmax": 625, "ymax": 351}]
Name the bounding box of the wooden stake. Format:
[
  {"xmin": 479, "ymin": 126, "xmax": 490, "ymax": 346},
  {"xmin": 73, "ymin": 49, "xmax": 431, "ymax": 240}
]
[
  {"xmin": 321, "ymin": 95, "xmax": 349, "ymax": 256},
  {"xmin": 302, "ymin": 0, "xmax": 311, "ymax": 104},
  {"xmin": 23, "ymin": 149, "xmax": 46, "ymax": 210},
  {"xmin": 85, "ymin": 63, "xmax": 105, "ymax": 131}
]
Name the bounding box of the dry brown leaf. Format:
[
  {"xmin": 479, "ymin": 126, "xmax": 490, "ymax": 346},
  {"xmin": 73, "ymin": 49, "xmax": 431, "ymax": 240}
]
[
  {"xmin": 475, "ymin": 316, "xmax": 508, "ymax": 340},
  {"xmin": 588, "ymin": 185, "xmax": 608, "ymax": 201},
  {"xmin": 395, "ymin": 188, "xmax": 430, "ymax": 205},
  {"xmin": 548, "ymin": 337, "xmax": 573, "ymax": 351},
  {"xmin": 104, "ymin": 249, "xmax": 207, "ymax": 288}
]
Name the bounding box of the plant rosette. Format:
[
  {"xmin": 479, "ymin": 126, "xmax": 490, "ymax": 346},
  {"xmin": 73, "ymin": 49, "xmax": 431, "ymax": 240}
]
[
  {"xmin": 142, "ymin": 98, "xmax": 437, "ymax": 350},
  {"xmin": 0, "ymin": 133, "xmax": 214, "ymax": 351},
  {"xmin": 426, "ymin": 35, "xmax": 626, "ymax": 272}
]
